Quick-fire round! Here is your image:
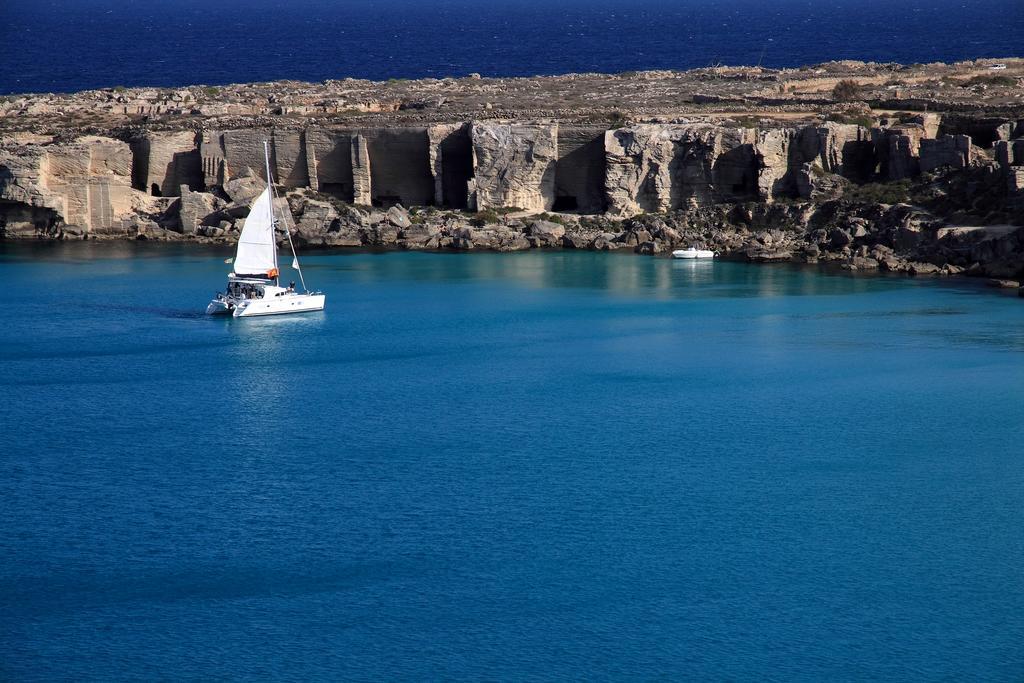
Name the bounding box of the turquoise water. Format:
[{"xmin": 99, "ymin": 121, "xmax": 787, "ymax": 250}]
[{"xmin": 2, "ymin": 243, "xmax": 1024, "ymax": 680}]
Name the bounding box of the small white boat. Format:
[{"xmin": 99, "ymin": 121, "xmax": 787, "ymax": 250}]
[
  {"xmin": 207, "ymin": 142, "xmax": 325, "ymax": 317},
  {"xmin": 671, "ymin": 247, "xmax": 717, "ymax": 259}
]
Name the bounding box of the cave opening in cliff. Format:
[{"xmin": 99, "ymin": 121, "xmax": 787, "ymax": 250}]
[
  {"xmin": 555, "ymin": 129, "xmax": 607, "ymax": 214},
  {"xmin": 968, "ymin": 129, "xmax": 998, "ymax": 148},
  {"xmin": 367, "ymin": 130, "xmax": 434, "ymax": 208},
  {"xmin": 0, "ymin": 200, "xmax": 61, "ymax": 237},
  {"xmin": 309, "ymin": 132, "xmax": 356, "ymax": 203},
  {"xmin": 371, "ymin": 195, "xmax": 403, "ymax": 209},
  {"xmin": 439, "ymin": 128, "xmax": 473, "ymax": 209},
  {"xmin": 938, "ymin": 117, "xmax": 1006, "ymax": 149},
  {"xmin": 841, "ymin": 141, "xmax": 878, "ymax": 183},
  {"xmin": 150, "ymin": 183, "xmax": 162, "ymax": 197},
  {"xmin": 552, "ymin": 196, "xmax": 579, "ymax": 211},
  {"xmin": 713, "ymin": 144, "xmax": 759, "ymax": 202}
]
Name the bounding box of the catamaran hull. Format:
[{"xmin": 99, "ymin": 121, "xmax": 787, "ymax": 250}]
[
  {"xmin": 206, "ymin": 299, "xmax": 233, "ymax": 316},
  {"xmin": 232, "ymin": 293, "xmax": 326, "ymax": 317}
]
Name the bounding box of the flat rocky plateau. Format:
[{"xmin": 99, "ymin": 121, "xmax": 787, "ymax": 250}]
[{"xmin": 1, "ymin": 59, "xmax": 1023, "ymax": 292}]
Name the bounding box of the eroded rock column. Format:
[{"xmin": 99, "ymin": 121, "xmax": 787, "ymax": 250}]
[{"xmin": 350, "ymin": 134, "xmax": 372, "ymax": 205}]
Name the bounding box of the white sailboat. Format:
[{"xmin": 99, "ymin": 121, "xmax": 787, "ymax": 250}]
[{"xmin": 206, "ymin": 142, "xmax": 325, "ymax": 317}]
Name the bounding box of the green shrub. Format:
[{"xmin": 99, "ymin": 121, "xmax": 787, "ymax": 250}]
[
  {"xmin": 536, "ymin": 213, "xmax": 567, "ymax": 225},
  {"xmin": 824, "ymin": 111, "xmax": 874, "ymax": 129},
  {"xmin": 608, "ymin": 110, "xmax": 628, "ymax": 129},
  {"xmin": 832, "ymin": 79, "xmax": 864, "ymax": 102},
  {"xmin": 471, "ymin": 209, "xmax": 501, "ymax": 227},
  {"xmin": 844, "ymin": 180, "xmax": 912, "ymax": 205},
  {"xmin": 202, "ymin": 86, "xmax": 221, "ymax": 97},
  {"xmin": 961, "ymin": 75, "xmax": 1016, "ymax": 88}
]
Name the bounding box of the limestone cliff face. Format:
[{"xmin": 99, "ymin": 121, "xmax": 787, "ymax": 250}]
[
  {"xmin": 753, "ymin": 123, "xmax": 875, "ymax": 202},
  {"xmin": 1, "ymin": 113, "xmax": 1022, "ymax": 235},
  {"xmin": 753, "ymin": 128, "xmax": 796, "ymax": 201},
  {"xmin": 130, "ymin": 131, "xmax": 201, "ymax": 198},
  {"xmin": 995, "ymin": 139, "xmax": 1024, "ymax": 167},
  {"xmin": 604, "ymin": 124, "xmax": 757, "ymax": 216},
  {"xmin": 201, "ymin": 128, "xmax": 277, "ymax": 186},
  {"xmin": 0, "ymin": 136, "xmax": 153, "ymax": 236},
  {"xmin": 303, "ymin": 128, "xmax": 353, "ymax": 198},
  {"xmin": 469, "ymin": 123, "xmax": 557, "ymax": 212},
  {"xmin": 349, "ymin": 134, "xmax": 372, "ymax": 205},
  {"xmin": 814, "ymin": 122, "xmax": 875, "ymax": 179},
  {"xmin": 874, "ymin": 124, "xmax": 927, "ymax": 181},
  {"xmin": 428, "ymin": 124, "xmax": 463, "ymax": 207},
  {"xmin": 200, "ymin": 127, "xmax": 318, "ymax": 190},
  {"xmin": 0, "ymin": 145, "xmax": 55, "ymax": 211},
  {"xmin": 603, "ymin": 122, "xmax": 873, "ymax": 216},
  {"xmin": 919, "ymin": 134, "xmax": 974, "ymax": 173}
]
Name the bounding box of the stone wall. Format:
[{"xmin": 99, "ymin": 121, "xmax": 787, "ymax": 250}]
[{"xmin": 221, "ymin": 129, "xmax": 272, "ymax": 180}]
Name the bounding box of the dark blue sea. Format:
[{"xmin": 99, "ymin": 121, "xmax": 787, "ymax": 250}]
[
  {"xmin": 1, "ymin": 0, "xmax": 1023, "ymax": 94},
  {"xmin": 2, "ymin": 243, "xmax": 1024, "ymax": 679}
]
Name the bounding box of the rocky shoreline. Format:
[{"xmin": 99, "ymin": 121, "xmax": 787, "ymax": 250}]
[
  {"xmin": 31, "ymin": 178, "xmax": 1024, "ymax": 294},
  {"xmin": 1, "ymin": 59, "xmax": 1022, "ymax": 295}
]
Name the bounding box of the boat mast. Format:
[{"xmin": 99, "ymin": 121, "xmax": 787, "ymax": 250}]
[
  {"xmin": 263, "ymin": 139, "xmax": 308, "ymax": 293},
  {"xmin": 263, "ymin": 140, "xmax": 279, "ymax": 287}
]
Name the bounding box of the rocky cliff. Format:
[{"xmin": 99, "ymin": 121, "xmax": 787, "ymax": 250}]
[{"xmin": 1, "ymin": 59, "xmax": 1023, "ymax": 286}]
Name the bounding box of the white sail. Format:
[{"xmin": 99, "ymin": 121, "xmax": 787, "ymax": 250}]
[{"xmin": 233, "ymin": 188, "xmax": 277, "ymax": 276}]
